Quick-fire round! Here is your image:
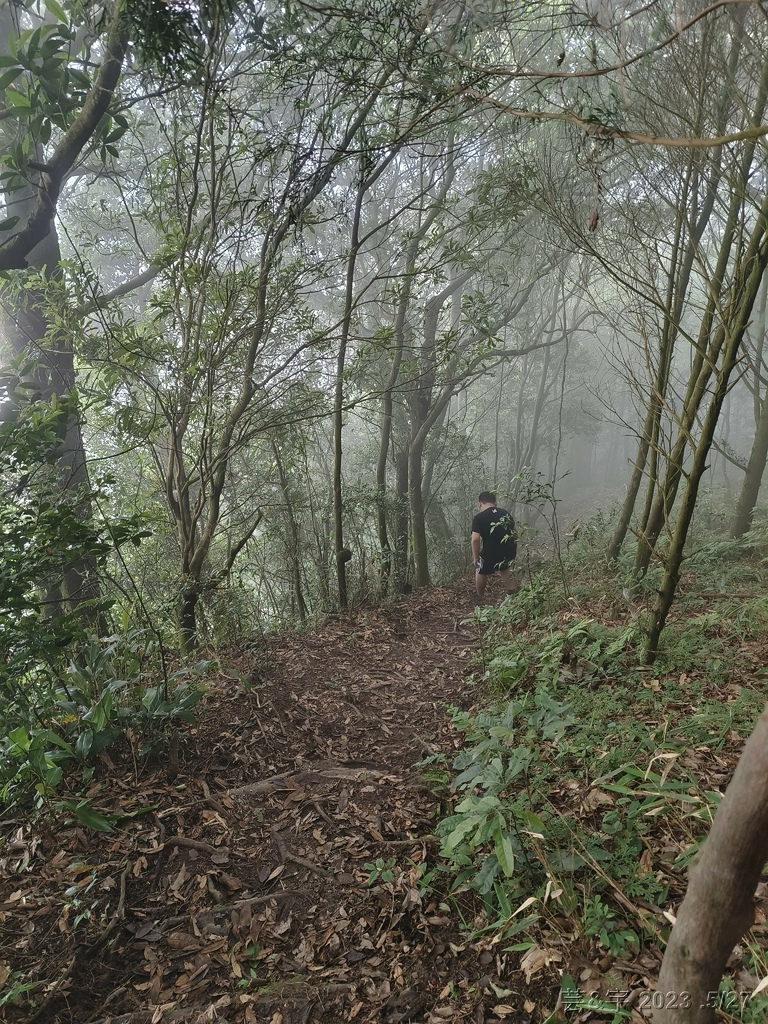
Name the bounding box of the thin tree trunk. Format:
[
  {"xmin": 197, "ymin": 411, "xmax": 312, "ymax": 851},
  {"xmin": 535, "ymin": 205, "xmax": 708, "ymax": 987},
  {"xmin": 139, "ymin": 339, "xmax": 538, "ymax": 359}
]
[
  {"xmin": 333, "ymin": 176, "xmax": 366, "ymax": 609},
  {"xmin": 394, "ymin": 446, "xmax": 410, "ymax": 590},
  {"xmin": 610, "ymin": 24, "xmax": 747, "ymax": 560},
  {"xmin": 376, "ymin": 149, "xmax": 457, "ymax": 593},
  {"xmin": 731, "ymin": 269, "xmax": 768, "ymax": 536},
  {"xmin": 608, "ymin": 160, "xmax": 700, "ymax": 561},
  {"xmin": 272, "ymin": 441, "xmax": 308, "ymax": 621},
  {"xmin": 645, "ymin": 198, "xmax": 768, "ymax": 660},
  {"xmin": 633, "ymin": 51, "xmax": 768, "ymax": 576},
  {"xmin": 409, "ymin": 432, "xmax": 430, "ymax": 588}
]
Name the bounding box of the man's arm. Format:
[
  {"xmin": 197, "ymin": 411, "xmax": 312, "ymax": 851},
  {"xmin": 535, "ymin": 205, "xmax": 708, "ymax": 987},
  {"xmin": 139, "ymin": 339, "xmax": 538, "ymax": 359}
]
[{"xmin": 471, "ymin": 531, "xmax": 482, "ymax": 565}]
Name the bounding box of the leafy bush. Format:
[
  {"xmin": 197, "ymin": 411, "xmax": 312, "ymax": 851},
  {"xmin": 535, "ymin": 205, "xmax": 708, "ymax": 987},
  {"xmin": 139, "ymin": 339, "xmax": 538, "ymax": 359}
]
[
  {"xmin": 440, "ymin": 531, "xmax": 768, "ymax": 954},
  {"xmin": 0, "ymin": 375, "xmax": 205, "ymax": 812},
  {"xmin": 436, "ymin": 691, "xmax": 572, "ymax": 898},
  {"xmin": 0, "ymin": 627, "xmax": 209, "ymax": 809}
]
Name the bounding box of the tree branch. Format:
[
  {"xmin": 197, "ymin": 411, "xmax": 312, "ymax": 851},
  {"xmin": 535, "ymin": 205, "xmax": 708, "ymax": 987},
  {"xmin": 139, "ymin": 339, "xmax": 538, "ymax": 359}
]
[
  {"xmin": 460, "ymin": 89, "xmax": 768, "ymax": 150},
  {"xmin": 78, "ymin": 266, "xmax": 158, "ymax": 316},
  {"xmin": 0, "ymin": 5, "xmax": 129, "ymax": 271}
]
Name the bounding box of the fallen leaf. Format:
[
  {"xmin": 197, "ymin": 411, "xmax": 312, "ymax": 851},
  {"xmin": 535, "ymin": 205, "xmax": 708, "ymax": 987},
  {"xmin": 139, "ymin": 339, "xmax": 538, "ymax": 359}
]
[
  {"xmin": 169, "ymin": 863, "xmax": 187, "ymax": 891},
  {"xmin": 582, "ymin": 789, "xmax": 614, "ymax": 811},
  {"xmin": 166, "ymin": 931, "xmax": 199, "ymax": 950},
  {"xmin": 520, "ymin": 944, "xmax": 562, "ymax": 984}
]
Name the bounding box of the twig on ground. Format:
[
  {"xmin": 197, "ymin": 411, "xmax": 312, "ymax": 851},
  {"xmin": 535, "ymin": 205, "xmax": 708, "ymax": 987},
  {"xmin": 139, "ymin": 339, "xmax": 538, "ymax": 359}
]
[
  {"xmin": 89, "ymin": 861, "xmax": 130, "ymax": 952},
  {"xmin": 200, "ymin": 779, "xmax": 228, "ymax": 816},
  {"xmin": 273, "ymin": 829, "xmax": 333, "ymax": 878},
  {"xmin": 25, "ymin": 955, "xmax": 76, "ymax": 1024}
]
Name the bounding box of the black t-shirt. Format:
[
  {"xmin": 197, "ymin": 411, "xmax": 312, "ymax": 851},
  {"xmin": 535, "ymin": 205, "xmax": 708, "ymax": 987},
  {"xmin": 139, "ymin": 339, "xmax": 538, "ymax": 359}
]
[{"xmin": 471, "ymin": 507, "xmax": 516, "ymax": 561}]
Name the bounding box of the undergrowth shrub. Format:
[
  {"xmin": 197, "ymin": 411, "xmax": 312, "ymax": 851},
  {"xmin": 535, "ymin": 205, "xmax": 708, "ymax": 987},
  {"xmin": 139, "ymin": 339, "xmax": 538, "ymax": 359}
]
[
  {"xmin": 0, "ymin": 378, "xmax": 206, "ymax": 816},
  {"xmin": 435, "ymin": 515, "xmax": 768, "ymax": 997}
]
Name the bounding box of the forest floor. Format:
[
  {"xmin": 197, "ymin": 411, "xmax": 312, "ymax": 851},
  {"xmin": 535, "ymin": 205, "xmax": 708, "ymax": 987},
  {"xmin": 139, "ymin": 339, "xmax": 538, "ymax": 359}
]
[
  {"xmin": 3, "ymin": 570, "xmax": 768, "ymax": 1024},
  {"xmin": 2, "ymin": 578, "xmax": 528, "ymax": 1024}
]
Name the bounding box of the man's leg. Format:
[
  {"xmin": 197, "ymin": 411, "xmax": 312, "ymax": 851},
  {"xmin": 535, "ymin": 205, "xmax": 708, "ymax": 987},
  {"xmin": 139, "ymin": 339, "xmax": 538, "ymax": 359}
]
[
  {"xmin": 499, "ymin": 565, "xmax": 520, "ymax": 595},
  {"xmin": 475, "ymin": 567, "xmax": 488, "ymax": 598}
]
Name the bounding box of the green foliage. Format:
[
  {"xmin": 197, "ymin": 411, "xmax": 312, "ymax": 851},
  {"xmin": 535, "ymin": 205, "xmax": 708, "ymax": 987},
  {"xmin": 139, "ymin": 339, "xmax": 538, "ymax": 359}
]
[
  {"xmin": 437, "ymin": 527, "xmax": 768, "ymax": 980},
  {"xmin": 364, "ymin": 857, "xmax": 396, "ymax": 885},
  {"xmin": 0, "ymin": 381, "xmax": 208, "ymax": 812},
  {"xmin": 0, "ymin": 380, "xmax": 146, "ymax": 727},
  {"xmin": 582, "ymin": 896, "xmax": 639, "ymax": 957},
  {"xmin": 0, "ymin": 969, "xmax": 40, "ymax": 1009},
  {"xmin": 436, "ymin": 693, "xmax": 568, "ymax": 897},
  {"xmin": 0, "ymin": 626, "xmax": 209, "ymax": 809},
  {"xmin": 57, "ymin": 632, "xmax": 208, "ymax": 757}
]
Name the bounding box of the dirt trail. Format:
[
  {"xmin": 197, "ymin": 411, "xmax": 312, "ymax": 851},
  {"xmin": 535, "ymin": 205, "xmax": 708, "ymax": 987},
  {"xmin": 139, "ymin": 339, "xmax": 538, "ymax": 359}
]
[{"xmin": 2, "ymin": 581, "xmax": 533, "ymax": 1024}]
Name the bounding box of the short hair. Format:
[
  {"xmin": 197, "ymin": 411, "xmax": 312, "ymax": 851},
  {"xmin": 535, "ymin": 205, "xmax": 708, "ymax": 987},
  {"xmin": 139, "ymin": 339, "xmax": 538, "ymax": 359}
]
[{"xmin": 478, "ymin": 490, "xmax": 497, "ymax": 504}]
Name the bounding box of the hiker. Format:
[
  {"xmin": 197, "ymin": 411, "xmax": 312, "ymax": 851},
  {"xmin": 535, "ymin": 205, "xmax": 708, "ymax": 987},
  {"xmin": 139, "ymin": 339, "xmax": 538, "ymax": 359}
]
[{"xmin": 470, "ymin": 490, "xmax": 517, "ymax": 599}]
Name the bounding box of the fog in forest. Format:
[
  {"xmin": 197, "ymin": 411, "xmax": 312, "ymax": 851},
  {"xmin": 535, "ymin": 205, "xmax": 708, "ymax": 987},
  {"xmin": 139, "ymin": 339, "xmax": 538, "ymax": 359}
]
[{"xmin": 2, "ymin": 0, "xmax": 768, "ymax": 650}]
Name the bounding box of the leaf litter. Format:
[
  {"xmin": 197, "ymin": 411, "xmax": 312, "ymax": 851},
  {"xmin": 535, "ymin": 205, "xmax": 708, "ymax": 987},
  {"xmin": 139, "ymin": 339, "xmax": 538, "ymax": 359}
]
[
  {"xmin": 0, "ymin": 585, "xmax": 517, "ymax": 1023},
  {"xmin": 1, "ymin": 578, "xmax": 766, "ymax": 1023}
]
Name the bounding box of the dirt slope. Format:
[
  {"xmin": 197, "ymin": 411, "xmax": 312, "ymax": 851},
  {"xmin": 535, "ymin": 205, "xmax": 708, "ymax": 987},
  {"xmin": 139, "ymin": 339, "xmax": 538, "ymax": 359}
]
[{"xmin": 2, "ymin": 581, "xmax": 538, "ymax": 1024}]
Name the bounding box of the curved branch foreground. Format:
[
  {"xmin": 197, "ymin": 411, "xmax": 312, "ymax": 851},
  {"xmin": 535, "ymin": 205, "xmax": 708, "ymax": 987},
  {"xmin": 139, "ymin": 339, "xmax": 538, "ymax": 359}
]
[{"xmin": 655, "ymin": 704, "xmax": 768, "ymax": 1023}]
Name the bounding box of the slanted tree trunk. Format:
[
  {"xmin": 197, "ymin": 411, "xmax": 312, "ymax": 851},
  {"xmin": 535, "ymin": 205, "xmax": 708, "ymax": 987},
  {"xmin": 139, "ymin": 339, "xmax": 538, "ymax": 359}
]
[
  {"xmin": 609, "ymin": 23, "xmax": 748, "ymax": 562},
  {"xmin": 654, "ymin": 705, "xmax": 768, "ymax": 1024},
  {"xmin": 645, "ymin": 192, "xmax": 768, "ymax": 660},
  {"xmin": 633, "ymin": 52, "xmax": 768, "ymax": 577},
  {"xmin": 731, "ymin": 269, "xmax": 768, "ymax": 537}
]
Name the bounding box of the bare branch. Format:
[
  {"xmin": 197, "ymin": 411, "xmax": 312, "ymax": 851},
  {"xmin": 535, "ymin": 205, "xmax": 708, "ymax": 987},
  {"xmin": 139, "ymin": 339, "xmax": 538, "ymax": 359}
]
[{"xmin": 460, "ymin": 88, "xmax": 768, "ymax": 150}]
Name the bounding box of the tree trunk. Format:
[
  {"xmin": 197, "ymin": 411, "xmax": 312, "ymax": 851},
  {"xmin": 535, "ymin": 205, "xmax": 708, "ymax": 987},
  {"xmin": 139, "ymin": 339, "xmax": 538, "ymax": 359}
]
[
  {"xmin": 634, "ymin": 52, "xmax": 768, "ymax": 576},
  {"xmin": 730, "ymin": 394, "xmax": 768, "ymax": 538},
  {"xmin": 731, "ymin": 269, "xmax": 768, "ymax": 537},
  {"xmin": 654, "ymin": 705, "xmax": 768, "ymax": 1024},
  {"xmin": 394, "ymin": 446, "xmax": 410, "ymax": 591},
  {"xmin": 272, "ymin": 441, "xmax": 308, "ymax": 621},
  {"xmin": 409, "ymin": 433, "xmax": 430, "ymax": 588},
  {"xmin": 645, "ymin": 197, "xmax": 768, "ymax": 660},
  {"xmin": 179, "ymin": 587, "xmax": 199, "ymax": 656}
]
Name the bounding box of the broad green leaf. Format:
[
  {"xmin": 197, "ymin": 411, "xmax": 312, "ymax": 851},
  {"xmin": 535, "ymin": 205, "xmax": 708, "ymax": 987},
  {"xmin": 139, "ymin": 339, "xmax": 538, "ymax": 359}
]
[
  {"xmin": 494, "ymin": 825, "xmax": 516, "ymax": 877},
  {"xmin": 519, "ymin": 809, "xmax": 546, "ymax": 835},
  {"xmin": 473, "ymin": 853, "xmax": 500, "ymax": 894},
  {"xmin": 440, "ymin": 816, "xmax": 478, "ymax": 853},
  {"xmin": 75, "ymin": 729, "xmax": 94, "ymax": 759},
  {"xmin": 67, "ymin": 801, "xmax": 114, "ymax": 832},
  {"xmin": 8, "ymin": 726, "xmax": 30, "ymax": 750},
  {"xmin": 45, "ymin": 0, "xmax": 68, "ymax": 23},
  {"xmin": 4, "ymin": 88, "xmax": 30, "ymax": 107},
  {"xmin": 0, "ymin": 216, "xmax": 20, "ymax": 232},
  {"xmin": 0, "ymin": 68, "xmax": 22, "ymax": 91}
]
